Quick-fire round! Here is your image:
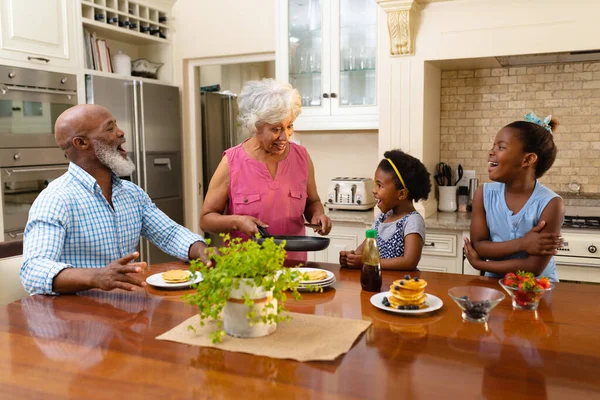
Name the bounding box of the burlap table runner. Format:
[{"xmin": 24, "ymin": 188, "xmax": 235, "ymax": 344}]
[{"xmin": 156, "ymin": 312, "xmax": 371, "ymax": 362}]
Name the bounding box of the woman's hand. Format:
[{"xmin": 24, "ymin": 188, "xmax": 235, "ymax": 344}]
[
  {"xmin": 235, "ymin": 216, "xmax": 269, "ymax": 237},
  {"xmin": 310, "ymin": 214, "xmax": 332, "ymax": 235},
  {"xmin": 463, "ymin": 238, "xmax": 482, "ymax": 270}
]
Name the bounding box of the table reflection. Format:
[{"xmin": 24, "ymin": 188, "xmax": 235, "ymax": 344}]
[{"xmin": 20, "ymin": 290, "xmax": 157, "ymax": 368}]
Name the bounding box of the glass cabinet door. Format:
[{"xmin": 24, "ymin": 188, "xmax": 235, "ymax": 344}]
[
  {"xmin": 288, "ymin": 0, "xmax": 326, "ymax": 111},
  {"xmin": 335, "ymin": 0, "xmax": 377, "ymax": 109}
]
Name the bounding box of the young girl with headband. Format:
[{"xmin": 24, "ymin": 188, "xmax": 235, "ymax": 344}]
[
  {"xmin": 340, "ymin": 149, "xmax": 432, "ymax": 270},
  {"xmin": 464, "ymin": 112, "xmax": 564, "ymax": 282}
]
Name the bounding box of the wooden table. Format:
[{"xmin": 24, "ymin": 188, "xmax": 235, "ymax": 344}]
[{"xmin": 1, "ymin": 262, "xmax": 599, "ymax": 399}]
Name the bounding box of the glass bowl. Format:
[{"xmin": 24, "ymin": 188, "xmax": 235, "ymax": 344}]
[
  {"xmin": 448, "ymin": 286, "xmax": 506, "ymax": 323},
  {"xmin": 499, "ymin": 279, "xmax": 554, "ymax": 310}
]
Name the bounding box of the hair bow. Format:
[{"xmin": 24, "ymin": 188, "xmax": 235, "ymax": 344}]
[{"xmin": 524, "ymin": 112, "xmax": 552, "ymax": 133}]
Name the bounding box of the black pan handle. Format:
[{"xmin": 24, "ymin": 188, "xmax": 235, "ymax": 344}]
[{"xmin": 256, "ymin": 225, "xmax": 271, "ymax": 238}]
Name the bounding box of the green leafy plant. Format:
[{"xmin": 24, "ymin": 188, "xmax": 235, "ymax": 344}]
[{"xmin": 185, "ymin": 234, "xmax": 317, "ymax": 343}]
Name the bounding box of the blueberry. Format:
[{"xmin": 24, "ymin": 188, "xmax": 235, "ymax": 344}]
[
  {"xmin": 399, "ymin": 281, "xmax": 404, "ymax": 285},
  {"xmin": 394, "ymin": 285, "xmax": 400, "ymax": 290},
  {"xmin": 409, "ymin": 305, "xmax": 418, "ymax": 310},
  {"xmin": 398, "ymin": 305, "xmax": 405, "ymax": 310},
  {"xmin": 460, "ymin": 295, "xmax": 469, "ymax": 300},
  {"xmin": 404, "ymin": 274, "xmax": 411, "ymax": 280},
  {"xmin": 414, "ymin": 277, "xmax": 419, "ymax": 282}
]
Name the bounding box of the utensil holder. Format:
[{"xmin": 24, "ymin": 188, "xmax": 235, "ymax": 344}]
[{"xmin": 438, "ymin": 186, "xmax": 458, "ymax": 212}]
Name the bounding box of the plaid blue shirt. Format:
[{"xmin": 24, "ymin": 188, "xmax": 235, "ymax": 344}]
[{"xmin": 21, "ymin": 162, "xmax": 205, "ymax": 295}]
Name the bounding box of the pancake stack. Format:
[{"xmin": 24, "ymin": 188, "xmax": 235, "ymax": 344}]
[
  {"xmin": 302, "ymin": 270, "xmax": 328, "ymax": 282},
  {"xmin": 388, "ymin": 275, "xmax": 428, "ymax": 310},
  {"xmin": 161, "ymin": 269, "xmax": 191, "ymax": 284}
]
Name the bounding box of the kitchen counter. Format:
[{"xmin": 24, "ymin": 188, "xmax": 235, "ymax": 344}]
[
  {"xmin": 326, "ymin": 209, "xmax": 375, "ymax": 225},
  {"xmin": 424, "ymin": 212, "xmax": 472, "ymax": 230},
  {"xmin": 327, "ymin": 209, "xmax": 473, "ymax": 231},
  {"xmin": 2, "ymin": 261, "xmax": 599, "ymax": 398}
]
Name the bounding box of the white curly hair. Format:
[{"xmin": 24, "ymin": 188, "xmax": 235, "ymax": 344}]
[{"xmin": 237, "ymin": 79, "xmax": 302, "ymax": 136}]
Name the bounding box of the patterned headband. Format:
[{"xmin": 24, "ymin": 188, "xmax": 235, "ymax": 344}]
[{"xmin": 524, "ymin": 111, "xmax": 552, "ymax": 134}]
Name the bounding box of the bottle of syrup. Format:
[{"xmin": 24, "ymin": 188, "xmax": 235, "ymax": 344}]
[{"xmin": 361, "ymin": 229, "xmax": 382, "ymax": 292}]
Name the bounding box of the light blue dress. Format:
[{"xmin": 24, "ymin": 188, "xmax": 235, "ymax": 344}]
[{"xmin": 483, "ymin": 181, "xmax": 560, "ymax": 282}]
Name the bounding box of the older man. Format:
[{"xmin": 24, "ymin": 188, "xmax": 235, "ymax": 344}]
[{"xmin": 21, "ymin": 104, "xmax": 210, "ymax": 295}]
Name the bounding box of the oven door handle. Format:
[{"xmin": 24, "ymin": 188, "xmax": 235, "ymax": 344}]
[
  {"xmin": 0, "ymin": 84, "xmax": 76, "ymax": 97},
  {"xmin": 4, "ymin": 166, "xmax": 68, "ymax": 177}
]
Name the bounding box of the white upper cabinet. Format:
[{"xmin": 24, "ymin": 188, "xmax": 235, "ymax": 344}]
[
  {"xmin": 0, "ymin": 0, "xmax": 76, "ymax": 68},
  {"xmin": 277, "ymin": 0, "xmax": 378, "ymax": 131}
]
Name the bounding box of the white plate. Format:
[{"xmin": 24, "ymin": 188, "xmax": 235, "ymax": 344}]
[
  {"xmin": 297, "ymin": 276, "xmax": 336, "ymax": 292},
  {"xmin": 370, "ymin": 291, "xmax": 443, "ymax": 314},
  {"xmin": 146, "ymin": 271, "xmax": 203, "ymax": 289},
  {"xmin": 293, "ymin": 267, "xmax": 335, "ymax": 284}
]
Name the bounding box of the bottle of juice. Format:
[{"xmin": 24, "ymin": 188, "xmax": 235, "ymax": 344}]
[{"xmin": 361, "ymin": 229, "xmax": 382, "ymax": 292}]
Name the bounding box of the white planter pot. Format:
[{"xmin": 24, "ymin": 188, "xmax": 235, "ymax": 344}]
[{"xmin": 223, "ymin": 278, "xmax": 277, "ymax": 338}]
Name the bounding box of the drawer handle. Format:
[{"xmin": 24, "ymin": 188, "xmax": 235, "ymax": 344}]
[
  {"xmin": 424, "ymin": 242, "xmax": 435, "ymax": 247},
  {"xmin": 27, "ymin": 56, "xmax": 50, "ymax": 63}
]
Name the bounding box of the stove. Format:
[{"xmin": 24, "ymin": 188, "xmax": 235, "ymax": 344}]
[{"xmin": 556, "ymin": 206, "xmax": 600, "ymax": 283}]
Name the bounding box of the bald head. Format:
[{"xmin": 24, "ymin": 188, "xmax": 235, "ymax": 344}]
[{"xmin": 54, "ymin": 104, "xmax": 112, "ymax": 150}]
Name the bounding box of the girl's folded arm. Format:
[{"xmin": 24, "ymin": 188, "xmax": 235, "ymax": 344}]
[
  {"xmin": 470, "ymin": 186, "xmax": 527, "ymax": 259},
  {"xmin": 473, "ymin": 197, "xmax": 564, "ymax": 276}
]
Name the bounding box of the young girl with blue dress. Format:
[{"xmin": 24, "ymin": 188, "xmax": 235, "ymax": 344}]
[
  {"xmin": 464, "ymin": 112, "xmax": 564, "ymax": 282},
  {"xmin": 339, "ymin": 149, "xmax": 431, "ymax": 270}
]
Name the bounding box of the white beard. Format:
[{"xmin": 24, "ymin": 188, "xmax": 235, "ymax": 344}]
[{"xmin": 92, "ymin": 139, "xmax": 136, "ymax": 177}]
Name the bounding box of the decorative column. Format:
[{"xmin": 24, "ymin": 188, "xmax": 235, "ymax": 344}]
[{"xmin": 375, "ymin": 0, "xmax": 419, "ymax": 56}]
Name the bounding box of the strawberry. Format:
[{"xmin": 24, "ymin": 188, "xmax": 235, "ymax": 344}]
[
  {"xmin": 537, "ymin": 277, "xmax": 551, "ymax": 290},
  {"xmin": 505, "ymin": 272, "xmax": 517, "ymax": 280},
  {"xmin": 502, "ymin": 276, "xmax": 518, "ymax": 287}
]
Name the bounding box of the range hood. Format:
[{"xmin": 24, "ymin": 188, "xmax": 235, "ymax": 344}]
[{"xmin": 496, "ymin": 50, "xmax": 600, "ymax": 67}]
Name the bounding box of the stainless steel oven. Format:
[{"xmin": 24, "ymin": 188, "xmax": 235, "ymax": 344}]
[
  {"xmin": 0, "ymin": 149, "xmax": 68, "ymax": 241},
  {"xmin": 0, "ymin": 65, "xmax": 76, "ymax": 148},
  {"xmin": 0, "ymin": 65, "xmax": 74, "ymax": 241}
]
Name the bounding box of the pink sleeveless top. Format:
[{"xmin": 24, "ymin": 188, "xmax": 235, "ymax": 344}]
[{"xmin": 225, "ymin": 141, "xmax": 308, "ymax": 261}]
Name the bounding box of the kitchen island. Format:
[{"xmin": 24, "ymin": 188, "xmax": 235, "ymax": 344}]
[{"xmin": 1, "ymin": 262, "xmax": 598, "ymax": 399}]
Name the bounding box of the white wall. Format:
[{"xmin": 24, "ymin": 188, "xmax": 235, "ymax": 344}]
[
  {"xmin": 172, "ymin": 0, "xmax": 277, "ymax": 85},
  {"xmin": 295, "ymin": 131, "xmax": 379, "ymax": 203}
]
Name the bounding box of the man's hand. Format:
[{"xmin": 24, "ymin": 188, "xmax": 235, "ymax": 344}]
[
  {"xmin": 311, "ymin": 214, "xmax": 332, "ymax": 235},
  {"xmin": 235, "ymin": 216, "xmax": 268, "ymax": 237},
  {"xmin": 189, "ymin": 241, "xmax": 217, "ymax": 267},
  {"xmin": 91, "ymin": 252, "xmax": 147, "ymax": 291},
  {"xmin": 463, "ymin": 238, "xmax": 482, "ymax": 270},
  {"xmin": 521, "ymin": 220, "xmax": 563, "ymax": 256}
]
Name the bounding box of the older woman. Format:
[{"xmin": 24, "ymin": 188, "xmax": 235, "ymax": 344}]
[{"xmin": 200, "ymin": 79, "xmax": 332, "ymax": 258}]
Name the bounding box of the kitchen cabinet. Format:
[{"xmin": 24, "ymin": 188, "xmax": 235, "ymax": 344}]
[
  {"xmin": 276, "ymin": 0, "xmax": 378, "ymax": 131},
  {"xmin": 418, "ymin": 229, "xmax": 463, "ymax": 274},
  {"xmin": 306, "ymin": 221, "xmax": 371, "ymax": 263},
  {"xmin": 0, "ymin": 256, "xmax": 27, "ymax": 305},
  {"xmin": 461, "ymin": 230, "xmax": 479, "ymax": 275},
  {"xmin": 0, "ymin": 0, "xmax": 77, "ymax": 69}
]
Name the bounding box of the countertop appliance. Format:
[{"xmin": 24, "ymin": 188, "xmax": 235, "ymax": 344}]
[
  {"xmin": 326, "ymin": 177, "xmax": 377, "ymax": 210},
  {"xmin": 0, "ymin": 65, "xmax": 75, "ymax": 242},
  {"xmin": 86, "ymin": 75, "xmax": 183, "ymax": 265},
  {"xmin": 556, "ymin": 205, "xmax": 600, "ymax": 283}
]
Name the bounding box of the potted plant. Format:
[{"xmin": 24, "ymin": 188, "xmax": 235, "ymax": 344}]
[{"xmin": 185, "ymin": 234, "xmax": 312, "ymax": 343}]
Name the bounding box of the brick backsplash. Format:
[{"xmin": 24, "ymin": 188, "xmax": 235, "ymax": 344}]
[{"xmin": 440, "ymin": 61, "xmax": 600, "ymax": 194}]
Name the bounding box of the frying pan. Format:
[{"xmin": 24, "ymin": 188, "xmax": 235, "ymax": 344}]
[{"xmin": 253, "ymin": 226, "xmax": 330, "ymax": 252}]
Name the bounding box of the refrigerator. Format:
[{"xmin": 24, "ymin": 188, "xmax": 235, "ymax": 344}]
[
  {"xmin": 86, "ymin": 75, "xmax": 184, "ymax": 265},
  {"xmin": 200, "ymin": 91, "xmax": 246, "ymax": 244},
  {"xmin": 201, "ymin": 91, "xmax": 247, "ymax": 197}
]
